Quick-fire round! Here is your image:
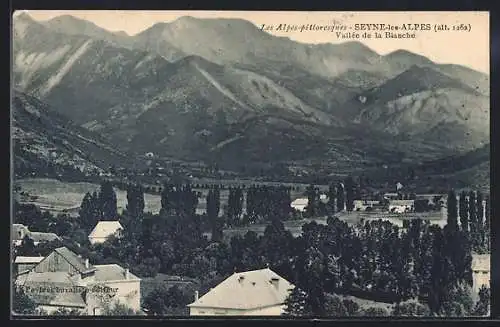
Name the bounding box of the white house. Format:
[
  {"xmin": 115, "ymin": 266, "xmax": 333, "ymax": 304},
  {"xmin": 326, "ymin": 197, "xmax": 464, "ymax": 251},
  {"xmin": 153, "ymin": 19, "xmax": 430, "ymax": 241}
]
[
  {"xmin": 472, "ymin": 254, "xmax": 490, "ymax": 294},
  {"xmin": 187, "ymin": 268, "xmax": 294, "ymax": 316},
  {"xmin": 291, "ymin": 198, "xmax": 308, "ymax": 212},
  {"xmin": 388, "ymin": 200, "xmax": 414, "ymax": 213},
  {"xmin": 88, "ymin": 221, "xmax": 123, "ymax": 245},
  {"xmin": 15, "ymin": 247, "xmax": 141, "ymax": 315}
]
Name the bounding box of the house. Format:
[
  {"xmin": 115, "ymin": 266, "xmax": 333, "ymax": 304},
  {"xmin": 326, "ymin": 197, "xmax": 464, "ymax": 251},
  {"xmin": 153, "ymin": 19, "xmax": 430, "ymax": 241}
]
[
  {"xmin": 15, "ymin": 247, "xmax": 141, "ymax": 315},
  {"xmin": 291, "ymin": 198, "xmax": 308, "ymax": 212},
  {"xmin": 11, "ymin": 224, "xmax": 61, "ymax": 246},
  {"xmin": 353, "ymin": 200, "xmax": 380, "ymax": 211},
  {"xmin": 472, "ymin": 254, "xmax": 490, "ymax": 294},
  {"xmin": 88, "ymin": 221, "xmax": 123, "ymax": 245},
  {"xmin": 187, "ymin": 268, "xmax": 294, "ymax": 316},
  {"xmin": 388, "ymin": 200, "xmax": 414, "ymax": 213},
  {"xmin": 13, "ymin": 256, "xmax": 44, "ymax": 276}
]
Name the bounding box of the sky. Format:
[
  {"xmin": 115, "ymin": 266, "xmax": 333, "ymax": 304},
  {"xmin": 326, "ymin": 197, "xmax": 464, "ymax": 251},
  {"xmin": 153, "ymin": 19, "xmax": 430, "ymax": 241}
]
[{"xmin": 19, "ymin": 10, "xmax": 489, "ymax": 73}]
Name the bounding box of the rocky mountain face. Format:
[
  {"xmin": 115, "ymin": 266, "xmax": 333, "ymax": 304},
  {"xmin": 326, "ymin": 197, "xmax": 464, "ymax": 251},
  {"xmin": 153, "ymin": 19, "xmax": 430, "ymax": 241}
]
[
  {"xmin": 11, "ymin": 13, "xmax": 490, "ymax": 178},
  {"xmin": 12, "ymin": 90, "xmax": 135, "ymax": 177}
]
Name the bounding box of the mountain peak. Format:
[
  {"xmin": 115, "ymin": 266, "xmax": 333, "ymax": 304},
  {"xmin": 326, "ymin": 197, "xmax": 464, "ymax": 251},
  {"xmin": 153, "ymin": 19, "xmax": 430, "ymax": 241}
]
[{"xmin": 385, "ymin": 49, "xmax": 434, "ymax": 68}]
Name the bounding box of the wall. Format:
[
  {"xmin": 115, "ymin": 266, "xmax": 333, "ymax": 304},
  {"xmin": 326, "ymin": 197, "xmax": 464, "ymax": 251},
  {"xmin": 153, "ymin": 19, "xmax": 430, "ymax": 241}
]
[
  {"xmin": 89, "ymin": 237, "xmax": 108, "ymax": 245},
  {"xmin": 473, "ymin": 270, "xmax": 490, "ymax": 293},
  {"xmin": 86, "ymin": 280, "xmax": 141, "ymax": 313},
  {"xmin": 37, "ymin": 305, "xmax": 86, "ymax": 315},
  {"xmin": 190, "ymin": 304, "xmax": 284, "ymax": 316}
]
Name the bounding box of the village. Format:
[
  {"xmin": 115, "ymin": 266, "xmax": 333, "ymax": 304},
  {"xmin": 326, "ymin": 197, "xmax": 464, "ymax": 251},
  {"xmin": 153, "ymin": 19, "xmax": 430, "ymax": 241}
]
[{"xmin": 11, "ymin": 179, "xmax": 491, "ymax": 316}]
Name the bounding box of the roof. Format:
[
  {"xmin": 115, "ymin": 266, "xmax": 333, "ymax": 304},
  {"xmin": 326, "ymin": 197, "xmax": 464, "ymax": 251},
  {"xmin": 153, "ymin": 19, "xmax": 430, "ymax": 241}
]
[
  {"xmin": 29, "ymin": 232, "xmax": 61, "ymax": 243},
  {"xmin": 16, "ymin": 271, "xmax": 75, "ymax": 285},
  {"xmin": 52, "ymin": 247, "xmax": 95, "ymax": 274},
  {"xmin": 14, "ymin": 256, "xmax": 44, "ymax": 264},
  {"xmin": 93, "ymin": 264, "xmax": 140, "ymax": 282},
  {"xmin": 291, "ymin": 198, "xmax": 308, "ymax": 206},
  {"xmin": 15, "ymin": 272, "xmax": 86, "ymax": 308},
  {"xmin": 88, "ymin": 221, "xmax": 123, "ymax": 239},
  {"xmin": 188, "ymin": 268, "xmax": 294, "ymax": 310},
  {"xmin": 389, "ymin": 200, "xmax": 414, "ymax": 206},
  {"xmin": 472, "ymin": 254, "xmax": 490, "ymax": 271}
]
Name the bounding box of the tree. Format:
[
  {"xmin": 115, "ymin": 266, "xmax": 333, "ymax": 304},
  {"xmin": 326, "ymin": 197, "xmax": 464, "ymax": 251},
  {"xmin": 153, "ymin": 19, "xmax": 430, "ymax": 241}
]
[
  {"xmin": 99, "ymin": 181, "xmax": 118, "ymax": 219},
  {"xmin": 326, "ymin": 183, "xmax": 336, "ymax": 216},
  {"xmin": 305, "ymin": 184, "xmax": 318, "ymax": 218},
  {"xmin": 50, "ymin": 308, "xmax": 83, "ymax": 316},
  {"xmin": 360, "ymin": 306, "xmax": 390, "ymax": 317},
  {"xmin": 126, "ymin": 184, "xmax": 145, "ymax": 218},
  {"xmin": 283, "ymin": 287, "xmax": 313, "ymax": 316},
  {"xmin": 459, "ymin": 192, "xmax": 469, "ymax": 232},
  {"xmin": 468, "ymin": 191, "xmax": 477, "ymax": 247},
  {"xmin": 476, "ymin": 192, "xmax": 485, "ymax": 252},
  {"xmin": 336, "ymin": 183, "xmax": 345, "ymax": 212},
  {"xmin": 473, "ymin": 286, "xmax": 490, "ymax": 316},
  {"xmin": 392, "ymin": 299, "xmax": 431, "ymax": 317},
  {"xmin": 143, "ymin": 285, "xmax": 192, "ymax": 316},
  {"xmin": 447, "ymin": 190, "xmax": 458, "ymax": 230},
  {"xmin": 438, "ymin": 282, "xmax": 474, "ymax": 317},
  {"xmin": 207, "ymin": 187, "xmax": 222, "ymax": 242},
  {"xmin": 102, "ymin": 301, "xmax": 141, "ymax": 315},
  {"xmin": 484, "ymin": 196, "xmax": 490, "ymax": 252},
  {"xmin": 12, "ymin": 287, "xmax": 37, "ymax": 315},
  {"xmin": 17, "ymin": 236, "xmax": 36, "ymax": 256},
  {"xmin": 345, "ymin": 177, "xmax": 355, "ymax": 212}
]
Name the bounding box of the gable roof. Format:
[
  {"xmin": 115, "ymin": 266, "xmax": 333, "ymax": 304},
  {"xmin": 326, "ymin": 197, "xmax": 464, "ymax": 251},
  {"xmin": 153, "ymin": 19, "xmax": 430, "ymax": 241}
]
[
  {"xmin": 14, "ymin": 256, "xmax": 44, "ymax": 264},
  {"xmin": 52, "ymin": 247, "xmax": 96, "ymax": 274},
  {"xmin": 29, "ymin": 232, "xmax": 61, "ymax": 243},
  {"xmin": 472, "ymin": 254, "xmax": 490, "ymax": 271},
  {"xmin": 188, "ymin": 268, "xmax": 294, "ymax": 310},
  {"xmin": 93, "ymin": 264, "xmax": 140, "ymax": 282},
  {"xmin": 88, "ymin": 221, "xmax": 123, "ymax": 239}
]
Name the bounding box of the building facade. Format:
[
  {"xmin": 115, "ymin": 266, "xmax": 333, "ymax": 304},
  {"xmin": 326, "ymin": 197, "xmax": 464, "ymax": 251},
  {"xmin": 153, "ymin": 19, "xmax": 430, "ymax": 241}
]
[
  {"xmin": 15, "ymin": 247, "xmax": 141, "ymax": 315},
  {"xmin": 188, "ymin": 268, "xmax": 294, "ymax": 316}
]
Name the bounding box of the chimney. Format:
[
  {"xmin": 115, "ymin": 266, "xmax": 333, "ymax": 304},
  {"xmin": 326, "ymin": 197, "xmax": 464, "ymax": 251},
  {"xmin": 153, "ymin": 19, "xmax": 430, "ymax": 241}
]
[
  {"xmin": 238, "ymin": 275, "xmax": 245, "ymax": 284},
  {"xmin": 194, "ymin": 291, "xmax": 199, "ymax": 302},
  {"xmin": 124, "ymin": 268, "xmax": 129, "ymax": 279},
  {"xmin": 270, "ymin": 277, "xmax": 279, "ymax": 289},
  {"xmin": 85, "ymin": 258, "xmax": 89, "ymax": 269}
]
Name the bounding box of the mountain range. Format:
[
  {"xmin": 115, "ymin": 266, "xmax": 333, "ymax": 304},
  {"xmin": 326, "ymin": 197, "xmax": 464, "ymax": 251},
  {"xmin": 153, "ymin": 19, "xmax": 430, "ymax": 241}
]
[{"xmin": 11, "ymin": 13, "xmax": 490, "ymax": 187}]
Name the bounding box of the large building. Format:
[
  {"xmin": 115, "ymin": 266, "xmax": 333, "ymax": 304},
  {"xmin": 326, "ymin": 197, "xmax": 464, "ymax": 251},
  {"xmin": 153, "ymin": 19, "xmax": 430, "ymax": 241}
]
[
  {"xmin": 88, "ymin": 221, "xmax": 123, "ymax": 245},
  {"xmin": 15, "ymin": 247, "xmax": 141, "ymax": 315},
  {"xmin": 187, "ymin": 268, "xmax": 294, "ymax": 316}
]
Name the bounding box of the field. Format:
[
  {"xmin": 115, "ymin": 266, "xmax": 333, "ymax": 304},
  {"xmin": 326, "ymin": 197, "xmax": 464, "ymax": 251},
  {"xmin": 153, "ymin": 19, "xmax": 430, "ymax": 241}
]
[
  {"xmin": 16, "ymin": 178, "xmax": 162, "ymax": 217},
  {"xmin": 15, "ymin": 178, "xmax": 308, "ymax": 217}
]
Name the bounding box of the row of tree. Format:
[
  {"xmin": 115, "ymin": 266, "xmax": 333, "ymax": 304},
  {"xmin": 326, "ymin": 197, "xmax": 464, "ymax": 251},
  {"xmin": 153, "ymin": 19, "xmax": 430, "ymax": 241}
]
[{"xmin": 447, "ymin": 190, "xmax": 490, "ymax": 253}]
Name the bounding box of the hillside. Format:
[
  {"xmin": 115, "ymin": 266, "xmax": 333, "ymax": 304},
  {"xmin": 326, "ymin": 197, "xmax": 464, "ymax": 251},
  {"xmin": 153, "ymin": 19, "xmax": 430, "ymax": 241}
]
[
  {"xmin": 353, "ymin": 66, "xmax": 489, "ymax": 151},
  {"xmin": 12, "ymin": 90, "xmax": 135, "ymax": 178},
  {"xmin": 11, "ymin": 13, "xmax": 490, "ymax": 183}
]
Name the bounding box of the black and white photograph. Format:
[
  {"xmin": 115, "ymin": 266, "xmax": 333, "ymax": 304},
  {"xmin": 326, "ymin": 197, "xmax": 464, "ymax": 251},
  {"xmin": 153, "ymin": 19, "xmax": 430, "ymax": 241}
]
[{"xmin": 11, "ymin": 10, "xmax": 490, "ymax": 318}]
